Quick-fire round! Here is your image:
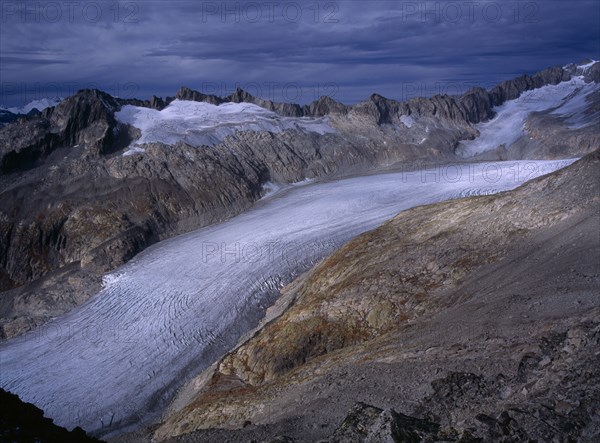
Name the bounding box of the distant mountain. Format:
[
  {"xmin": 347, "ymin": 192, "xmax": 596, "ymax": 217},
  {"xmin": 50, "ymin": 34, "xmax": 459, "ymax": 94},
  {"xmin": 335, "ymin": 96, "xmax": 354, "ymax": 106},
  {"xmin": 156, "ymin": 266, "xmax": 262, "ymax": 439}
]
[
  {"xmin": 1, "ymin": 97, "xmax": 63, "ymax": 115},
  {"xmin": 0, "ymin": 109, "xmax": 20, "ymax": 128},
  {"xmin": 0, "ymin": 97, "xmax": 63, "ymax": 129}
]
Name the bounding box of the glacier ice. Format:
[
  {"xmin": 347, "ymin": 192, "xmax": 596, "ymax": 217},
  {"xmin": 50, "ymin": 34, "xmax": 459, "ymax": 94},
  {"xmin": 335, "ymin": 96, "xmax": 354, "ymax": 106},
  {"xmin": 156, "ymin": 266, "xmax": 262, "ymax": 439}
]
[
  {"xmin": 115, "ymin": 100, "xmax": 335, "ymax": 149},
  {"xmin": 456, "ymin": 75, "xmax": 599, "ymax": 157}
]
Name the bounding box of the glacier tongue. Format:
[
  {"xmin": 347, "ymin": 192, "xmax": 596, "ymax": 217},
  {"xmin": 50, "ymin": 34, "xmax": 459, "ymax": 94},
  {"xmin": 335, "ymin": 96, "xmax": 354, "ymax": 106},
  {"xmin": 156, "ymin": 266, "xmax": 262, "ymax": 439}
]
[{"xmin": 0, "ymin": 159, "xmax": 575, "ymax": 437}]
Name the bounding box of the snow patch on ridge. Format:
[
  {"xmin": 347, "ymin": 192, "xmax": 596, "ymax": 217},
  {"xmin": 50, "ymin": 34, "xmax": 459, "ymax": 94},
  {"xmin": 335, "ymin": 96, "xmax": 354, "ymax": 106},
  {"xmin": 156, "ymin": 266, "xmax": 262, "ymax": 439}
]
[
  {"xmin": 400, "ymin": 115, "xmax": 415, "ymax": 128},
  {"xmin": 577, "ymin": 60, "xmax": 598, "ymax": 73},
  {"xmin": 123, "ymin": 146, "xmax": 146, "ymax": 156},
  {"xmin": 115, "ymin": 100, "xmax": 335, "ymax": 151}
]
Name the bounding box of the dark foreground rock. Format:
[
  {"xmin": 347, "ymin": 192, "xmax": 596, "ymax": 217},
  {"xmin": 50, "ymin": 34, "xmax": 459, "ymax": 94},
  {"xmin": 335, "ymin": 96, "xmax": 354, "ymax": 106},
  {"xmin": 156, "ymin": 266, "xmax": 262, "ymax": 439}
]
[{"xmin": 0, "ymin": 388, "xmax": 104, "ymax": 443}]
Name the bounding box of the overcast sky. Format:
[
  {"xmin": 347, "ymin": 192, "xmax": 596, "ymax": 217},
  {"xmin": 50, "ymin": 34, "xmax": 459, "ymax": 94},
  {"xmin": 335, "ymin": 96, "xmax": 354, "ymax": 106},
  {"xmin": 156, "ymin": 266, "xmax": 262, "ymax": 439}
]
[{"xmin": 1, "ymin": 0, "xmax": 598, "ymax": 107}]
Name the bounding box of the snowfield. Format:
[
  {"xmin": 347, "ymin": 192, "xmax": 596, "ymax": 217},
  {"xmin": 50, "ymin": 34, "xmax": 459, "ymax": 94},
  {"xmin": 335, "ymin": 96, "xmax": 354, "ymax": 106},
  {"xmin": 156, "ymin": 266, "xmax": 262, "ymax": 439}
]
[
  {"xmin": 0, "ymin": 159, "xmax": 575, "ymax": 437},
  {"xmin": 457, "ymin": 72, "xmax": 599, "ymax": 157},
  {"xmin": 115, "ymin": 100, "xmax": 335, "ymax": 151}
]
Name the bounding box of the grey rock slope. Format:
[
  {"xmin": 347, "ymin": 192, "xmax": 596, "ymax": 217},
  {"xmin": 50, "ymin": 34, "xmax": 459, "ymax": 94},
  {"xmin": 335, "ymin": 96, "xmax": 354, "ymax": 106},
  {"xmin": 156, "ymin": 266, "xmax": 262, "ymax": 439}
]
[
  {"xmin": 147, "ymin": 149, "xmax": 600, "ymax": 443},
  {"xmin": 0, "ymin": 61, "xmax": 598, "ymax": 338}
]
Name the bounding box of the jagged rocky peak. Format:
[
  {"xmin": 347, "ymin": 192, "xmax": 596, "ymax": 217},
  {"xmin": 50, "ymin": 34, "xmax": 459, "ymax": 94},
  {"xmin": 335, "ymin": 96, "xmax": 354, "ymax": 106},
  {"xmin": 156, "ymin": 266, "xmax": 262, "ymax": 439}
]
[
  {"xmin": 149, "ymin": 95, "xmax": 167, "ymax": 110},
  {"xmin": 350, "ymin": 92, "xmax": 400, "ymax": 124},
  {"xmin": 0, "ymin": 88, "xmax": 136, "ymax": 174},
  {"xmin": 117, "ymin": 94, "xmax": 172, "ymax": 111},
  {"xmin": 369, "ymin": 93, "xmax": 401, "ymax": 124},
  {"xmin": 173, "ymin": 85, "xmax": 305, "ymax": 117},
  {"xmin": 403, "ymin": 94, "xmax": 469, "ymax": 127},
  {"xmin": 458, "ymin": 87, "xmax": 495, "ymax": 124},
  {"xmin": 44, "ymin": 88, "xmax": 119, "ymax": 123},
  {"xmin": 231, "ymin": 87, "xmax": 306, "ymax": 117},
  {"xmin": 563, "ymin": 58, "xmax": 599, "ymax": 78},
  {"xmin": 114, "ymin": 59, "xmax": 598, "ymax": 123},
  {"xmin": 40, "ymin": 89, "xmax": 122, "ymax": 152},
  {"xmin": 176, "ymin": 86, "xmax": 223, "ymax": 105},
  {"xmin": 306, "ymin": 95, "xmax": 349, "ymax": 116},
  {"xmin": 228, "ymin": 86, "xmax": 255, "ymax": 103}
]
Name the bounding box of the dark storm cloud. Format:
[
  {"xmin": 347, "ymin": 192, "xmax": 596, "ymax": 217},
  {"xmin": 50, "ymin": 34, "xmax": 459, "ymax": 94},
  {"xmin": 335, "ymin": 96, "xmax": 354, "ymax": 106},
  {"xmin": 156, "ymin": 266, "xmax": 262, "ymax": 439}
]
[
  {"xmin": 0, "ymin": 56, "xmax": 70, "ymax": 65},
  {"xmin": 0, "ymin": 0, "xmax": 598, "ymax": 107}
]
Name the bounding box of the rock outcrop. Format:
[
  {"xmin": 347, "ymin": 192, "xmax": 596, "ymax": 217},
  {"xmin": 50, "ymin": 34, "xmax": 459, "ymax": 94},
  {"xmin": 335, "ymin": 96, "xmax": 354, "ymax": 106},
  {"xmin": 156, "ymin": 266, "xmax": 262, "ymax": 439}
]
[{"xmin": 322, "ymin": 402, "xmax": 441, "ymax": 443}]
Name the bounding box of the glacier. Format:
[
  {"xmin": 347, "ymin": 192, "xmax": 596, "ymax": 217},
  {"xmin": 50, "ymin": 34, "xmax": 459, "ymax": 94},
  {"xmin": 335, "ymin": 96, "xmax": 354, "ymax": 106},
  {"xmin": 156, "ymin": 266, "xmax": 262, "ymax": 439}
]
[
  {"xmin": 456, "ymin": 72, "xmax": 600, "ymax": 157},
  {"xmin": 0, "ymin": 159, "xmax": 576, "ymax": 437},
  {"xmin": 115, "ymin": 100, "xmax": 335, "ymax": 151}
]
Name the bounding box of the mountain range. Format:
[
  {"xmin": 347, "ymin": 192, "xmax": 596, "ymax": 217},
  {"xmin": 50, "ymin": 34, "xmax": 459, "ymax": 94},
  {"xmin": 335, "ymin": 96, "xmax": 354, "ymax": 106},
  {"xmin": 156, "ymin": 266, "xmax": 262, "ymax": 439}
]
[
  {"xmin": 0, "ymin": 59, "xmax": 599, "ymax": 443},
  {"xmin": 1, "ymin": 60, "xmax": 598, "ymax": 339}
]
